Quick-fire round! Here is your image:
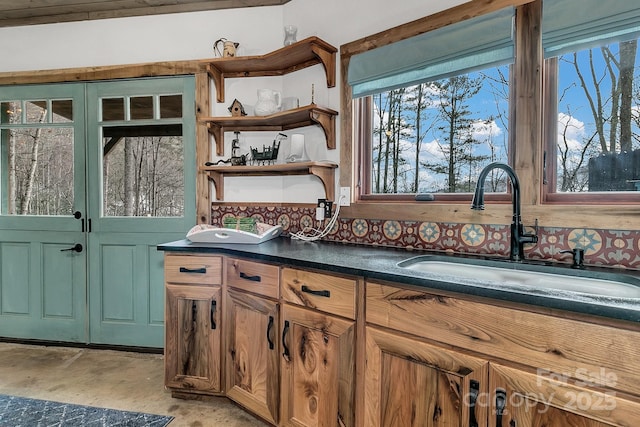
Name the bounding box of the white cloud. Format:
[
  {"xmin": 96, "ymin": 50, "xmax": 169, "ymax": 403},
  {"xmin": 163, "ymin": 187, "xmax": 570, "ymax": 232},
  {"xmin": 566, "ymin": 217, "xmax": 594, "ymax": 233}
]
[{"xmin": 557, "ymin": 112, "xmax": 585, "ymax": 150}]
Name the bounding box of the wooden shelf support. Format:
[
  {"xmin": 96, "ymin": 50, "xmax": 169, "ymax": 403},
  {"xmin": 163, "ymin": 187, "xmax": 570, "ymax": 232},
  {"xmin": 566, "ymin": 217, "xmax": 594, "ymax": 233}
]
[
  {"xmin": 201, "ymin": 104, "xmax": 338, "ymax": 154},
  {"xmin": 310, "ymin": 108, "xmax": 336, "ymax": 149},
  {"xmin": 206, "ymin": 64, "xmax": 225, "ymax": 104},
  {"xmin": 201, "ymin": 162, "xmax": 337, "ymax": 201},
  {"xmin": 204, "ymin": 37, "xmax": 337, "ymax": 103},
  {"xmin": 206, "ymin": 122, "xmax": 224, "ymax": 156},
  {"xmin": 310, "ymin": 43, "xmax": 336, "ymax": 88}
]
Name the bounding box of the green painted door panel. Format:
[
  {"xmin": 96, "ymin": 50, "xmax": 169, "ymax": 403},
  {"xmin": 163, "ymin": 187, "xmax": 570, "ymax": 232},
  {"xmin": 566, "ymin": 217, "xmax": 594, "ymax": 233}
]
[
  {"xmin": 0, "ymin": 232, "xmax": 86, "ymax": 342},
  {"xmin": 0, "ymin": 83, "xmax": 87, "ymax": 343},
  {"xmin": 86, "ymin": 77, "xmax": 196, "ymax": 347}
]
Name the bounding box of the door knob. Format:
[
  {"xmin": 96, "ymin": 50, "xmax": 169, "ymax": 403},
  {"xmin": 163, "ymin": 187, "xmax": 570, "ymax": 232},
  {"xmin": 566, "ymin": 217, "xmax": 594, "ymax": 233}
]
[{"xmin": 61, "ymin": 243, "xmax": 83, "ymax": 252}]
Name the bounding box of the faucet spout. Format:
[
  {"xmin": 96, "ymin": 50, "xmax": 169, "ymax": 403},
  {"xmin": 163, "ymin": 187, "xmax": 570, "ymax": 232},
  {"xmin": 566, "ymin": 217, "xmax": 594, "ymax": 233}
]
[{"xmin": 471, "ymin": 162, "xmax": 538, "ymax": 262}]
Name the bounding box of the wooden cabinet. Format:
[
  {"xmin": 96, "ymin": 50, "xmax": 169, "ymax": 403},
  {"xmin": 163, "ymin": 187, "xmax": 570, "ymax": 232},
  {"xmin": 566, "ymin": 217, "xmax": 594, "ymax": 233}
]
[
  {"xmin": 225, "ymin": 258, "xmax": 281, "ymax": 425},
  {"xmin": 162, "ymin": 251, "xmax": 640, "ymax": 427},
  {"xmin": 488, "ymin": 364, "xmax": 640, "ymax": 427},
  {"xmin": 366, "ymin": 280, "xmax": 640, "ymax": 427},
  {"xmin": 364, "ymin": 326, "xmax": 488, "ymax": 427},
  {"xmin": 164, "ymin": 254, "xmax": 223, "ymax": 396},
  {"xmin": 279, "ymin": 267, "xmax": 357, "ymax": 427}
]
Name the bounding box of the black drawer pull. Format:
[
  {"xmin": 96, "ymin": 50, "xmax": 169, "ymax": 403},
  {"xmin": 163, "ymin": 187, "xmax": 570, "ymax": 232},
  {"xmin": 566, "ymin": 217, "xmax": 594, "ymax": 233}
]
[
  {"xmin": 179, "ymin": 267, "xmax": 206, "ymax": 274},
  {"xmin": 301, "ymin": 285, "xmax": 330, "ymax": 298},
  {"xmin": 469, "ymin": 379, "xmax": 479, "ymax": 427},
  {"xmin": 282, "ymin": 320, "xmax": 290, "ymax": 362},
  {"xmin": 239, "ymin": 272, "xmax": 261, "ymax": 282},
  {"xmin": 495, "ymin": 388, "xmax": 507, "ymax": 427},
  {"xmin": 266, "ymin": 315, "xmax": 275, "ymax": 350},
  {"xmin": 210, "ymin": 300, "xmax": 217, "ymax": 330}
]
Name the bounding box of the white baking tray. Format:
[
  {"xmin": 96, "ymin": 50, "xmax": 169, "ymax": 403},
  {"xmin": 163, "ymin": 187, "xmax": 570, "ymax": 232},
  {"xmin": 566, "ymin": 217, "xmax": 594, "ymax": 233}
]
[{"xmin": 186, "ymin": 223, "xmax": 283, "ymax": 244}]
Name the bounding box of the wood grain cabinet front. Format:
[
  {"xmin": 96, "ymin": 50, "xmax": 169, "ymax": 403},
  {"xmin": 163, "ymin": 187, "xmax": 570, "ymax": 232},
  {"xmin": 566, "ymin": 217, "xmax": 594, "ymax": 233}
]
[
  {"xmin": 488, "ymin": 364, "xmax": 640, "ymax": 427},
  {"xmin": 164, "ymin": 254, "xmax": 223, "ymax": 396},
  {"xmin": 165, "ymin": 254, "xmax": 222, "ymax": 286},
  {"xmin": 364, "ymin": 326, "xmax": 489, "ymax": 427},
  {"xmin": 226, "ymin": 257, "xmax": 280, "ymax": 299},
  {"xmin": 281, "ymin": 267, "xmax": 356, "ymax": 319},
  {"xmin": 225, "ymin": 288, "xmax": 280, "ymax": 425},
  {"xmin": 278, "ymin": 267, "xmax": 359, "ymax": 427},
  {"xmin": 366, "ymin": 280, "xmax": 640, "ymax": 427},
  {"xmin": 279, "ymin": 303, "xmax": 356, "ymax": 427},
  {"xmin": 164, "ymin": 284, "xmax": 222, "ymax": 395}
]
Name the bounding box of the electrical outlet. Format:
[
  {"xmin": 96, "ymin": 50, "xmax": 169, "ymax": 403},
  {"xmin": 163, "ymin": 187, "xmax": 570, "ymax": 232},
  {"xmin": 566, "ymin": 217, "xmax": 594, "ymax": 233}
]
[
  {"xmin": 324, "ymin": 201, "xmax": 333, "ymax": 218},
  {"xmin": 339, "ymin": 187, "xmax": 351, "ymax": 206},
  {"xmin": 316, "ymin": 198, "xmax": 332, "ymax": 219}
]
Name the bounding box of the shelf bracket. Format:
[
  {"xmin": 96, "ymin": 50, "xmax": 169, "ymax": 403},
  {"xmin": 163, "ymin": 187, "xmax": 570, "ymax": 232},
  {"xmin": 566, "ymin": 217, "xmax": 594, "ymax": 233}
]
[
  {"xmin": 206, "ymin": 122, "xmax": 224, "ymax": 156},
  {"xmin": 308, "ymin": 164, "xmax": 335, "ymax": 201},
  {"xmin": 207, "ymin": 64, "xmax": 225, "ymax": 103},
  {"xmin": 311, "ymin": 44, "xmax": 336, "ymax": 88},
  {"xmin": 310, "ymin": 109, "xmax": 336, "ymax": 149},
  {"xmin": 206, "ymin": 170, "xmax": 224, "ymax": 200}
]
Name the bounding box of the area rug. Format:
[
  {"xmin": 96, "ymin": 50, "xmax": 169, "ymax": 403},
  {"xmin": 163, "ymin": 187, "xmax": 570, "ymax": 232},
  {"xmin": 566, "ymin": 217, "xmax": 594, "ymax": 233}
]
[{"xmin": 0, "ymin": 394, "xmax": 173, "ymax": 426}]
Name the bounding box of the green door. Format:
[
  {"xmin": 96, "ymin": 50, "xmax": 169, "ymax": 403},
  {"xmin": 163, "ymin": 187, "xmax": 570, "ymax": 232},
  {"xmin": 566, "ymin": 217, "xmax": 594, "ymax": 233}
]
[
  {"xmin": 0, "ymin": 83, "xmax": 88, "ymax": 342},
  {"xmin": 0, "ymin": 77, "xmax": 196, "ymax": 348},
  {"xmin": 85, "ymin": 77, "xmax": 196, "ymax": 347}
]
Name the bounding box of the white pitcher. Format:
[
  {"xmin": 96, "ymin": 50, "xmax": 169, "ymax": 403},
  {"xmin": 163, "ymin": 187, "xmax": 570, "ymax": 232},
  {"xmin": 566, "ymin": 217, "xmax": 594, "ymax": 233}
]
[{"xmin": 254, "ymin": 89, "xmax": 281, "ymax": 116}]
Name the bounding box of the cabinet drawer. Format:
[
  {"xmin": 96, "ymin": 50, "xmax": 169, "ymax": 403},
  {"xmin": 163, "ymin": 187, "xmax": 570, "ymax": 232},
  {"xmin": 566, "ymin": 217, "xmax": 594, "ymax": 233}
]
[
  {"xmin": 226, "ymin": 258, "xmax": 279, "ymax": 299},
  {"xmin": 281, "ymin": 268, "xmax": 356, "ymax": 319},
  {"xmin": 164, "ymin": 254, "xmax": 222, "ymax": 285}
]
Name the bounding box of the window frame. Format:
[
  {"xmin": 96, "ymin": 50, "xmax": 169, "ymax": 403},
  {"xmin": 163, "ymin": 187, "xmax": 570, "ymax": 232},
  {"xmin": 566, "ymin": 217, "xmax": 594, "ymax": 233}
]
[{"xmin": 340, "ymin": 0, "xmax": 640, "ymax": 230}]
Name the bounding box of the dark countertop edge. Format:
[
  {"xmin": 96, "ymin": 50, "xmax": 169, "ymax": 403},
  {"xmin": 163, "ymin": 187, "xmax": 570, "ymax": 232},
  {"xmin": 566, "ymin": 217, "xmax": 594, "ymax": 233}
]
[{"xmin": 158, "ymin": 238, "xmax": 640, "ymax": 324}]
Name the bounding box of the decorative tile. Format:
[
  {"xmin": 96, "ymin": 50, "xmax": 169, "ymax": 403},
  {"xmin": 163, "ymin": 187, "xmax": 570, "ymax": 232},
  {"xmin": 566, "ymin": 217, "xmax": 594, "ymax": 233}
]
[{"xmin": 211, "ymin": 205, "xmax": 640, "ymax": 270}]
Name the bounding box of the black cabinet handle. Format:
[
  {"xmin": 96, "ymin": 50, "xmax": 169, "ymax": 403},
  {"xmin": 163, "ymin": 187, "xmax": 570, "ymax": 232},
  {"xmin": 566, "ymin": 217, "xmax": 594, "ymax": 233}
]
[
  {"xmin": 468, "ymin": 380, "xmax": 479, "ymax": 427},
  {"xmin": 239, "ymin": 272, "xmax": 261, "ymax": 282},
  {"xmin": 282, "ymin": 320, "xmax": 290, "ymax": 361},
  {"xmin": 179, "ymin": 267, "xmax": 207, "ymax": 274},
  {"xmin": 301, "ymin": 285, "xmax": 330, "ymax": 298},
  {"xmin": 495, "ymin": 388, "xmax": 507, "ymax": 427},
  {"xmin": 210, "ymin": 300, "xmax": 217, "ymax": 330},
  {"xmin": 266, "ymin": 315, "xmax": 274, "ymax": 350}
]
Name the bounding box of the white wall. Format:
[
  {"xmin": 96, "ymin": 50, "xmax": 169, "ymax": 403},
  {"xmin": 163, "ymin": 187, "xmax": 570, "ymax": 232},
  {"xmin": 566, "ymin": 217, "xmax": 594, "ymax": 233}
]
[{"xmin": 0, "ymin": 0, "xmax": 467, "ymax": 203}]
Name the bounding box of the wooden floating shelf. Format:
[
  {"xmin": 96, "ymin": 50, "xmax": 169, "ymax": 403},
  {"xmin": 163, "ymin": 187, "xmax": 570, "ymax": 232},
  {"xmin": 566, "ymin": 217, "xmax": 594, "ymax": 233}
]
[
  {"xmin": 201, "ymin": 161, "xmax": 338, "ymax": 201},
  {"xmin": 201, "ymin": 104, "xmax": 338, "ymax": 155},
  {"xmin": 204, "ymin": 36, "xmax": 337, "ymax": 103}
]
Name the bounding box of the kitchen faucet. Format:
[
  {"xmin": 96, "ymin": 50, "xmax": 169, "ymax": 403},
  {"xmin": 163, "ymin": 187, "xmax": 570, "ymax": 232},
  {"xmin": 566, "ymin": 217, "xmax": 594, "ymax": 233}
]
[{"xmin": 471, "ymin": 162, "xmax": 538, "ymax": 262}]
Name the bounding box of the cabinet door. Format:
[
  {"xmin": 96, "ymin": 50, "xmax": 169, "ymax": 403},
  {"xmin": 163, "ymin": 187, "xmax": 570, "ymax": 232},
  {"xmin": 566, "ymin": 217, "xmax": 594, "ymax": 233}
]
[
  {"xmin": 280, "ymin": 304, "xmax": 355, "ymax": 427},
  {"xmin": 165, "ymin": 284, "xmax": 222, "ymax": 394},
  {"xmin": 489, "ymin": 364, "xmax": 640, "ymax": 427},
  {"xmin": 225, "ymin": 289, "xmax": 280, "ymax": 425},
  {"xmin": 365, "ymin": 326, "xmax": 489, "ymax": 427}
]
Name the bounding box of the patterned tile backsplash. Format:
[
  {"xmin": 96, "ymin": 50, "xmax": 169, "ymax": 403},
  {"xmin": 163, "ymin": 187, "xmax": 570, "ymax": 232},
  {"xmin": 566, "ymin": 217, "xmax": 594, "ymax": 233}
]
[{"xmin": 212, "ymin": 205, "xmax": 640, "ymax": 270}]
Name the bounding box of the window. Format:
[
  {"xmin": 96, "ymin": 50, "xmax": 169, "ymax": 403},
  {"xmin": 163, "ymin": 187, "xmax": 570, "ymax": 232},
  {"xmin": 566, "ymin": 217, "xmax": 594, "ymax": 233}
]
[
  {"xmin": 364, "ymin": 65, "xmax": 511, "ymax": 196},
  {"xmin": 342, "ymin": 0, "xmax": 640, "ymax": 230},
  {"xmin": 543, "ymin": 0, "xmax": 640, "ymax": 200},
  {"xmin": 0, "ymin": 99, "xmax": 75, "ymax": 215},
  {"xmin": 99, "ymin": 93, "xmax": 185, "ymax": 217},
  {"xmin": 347, "ymin": 7, "xmax": 515, "ymax": 200}
]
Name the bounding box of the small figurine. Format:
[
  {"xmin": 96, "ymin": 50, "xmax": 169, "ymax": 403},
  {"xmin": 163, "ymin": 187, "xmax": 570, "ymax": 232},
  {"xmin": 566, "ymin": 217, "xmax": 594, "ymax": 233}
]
[{"xmin": 228, "ymin": 99, "xmax": 246, "ymax": 117}]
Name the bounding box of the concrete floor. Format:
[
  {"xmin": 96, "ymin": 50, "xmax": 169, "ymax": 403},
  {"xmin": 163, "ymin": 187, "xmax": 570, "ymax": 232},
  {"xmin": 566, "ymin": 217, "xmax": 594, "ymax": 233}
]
[{"xmin": 0, "ymin": 342, "xmax": 269, "ymax": 427}]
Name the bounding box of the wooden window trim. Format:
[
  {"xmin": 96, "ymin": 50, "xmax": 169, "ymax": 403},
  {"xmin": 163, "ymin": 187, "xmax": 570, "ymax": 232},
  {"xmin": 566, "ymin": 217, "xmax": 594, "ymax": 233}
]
[{"xmin": 339, "ymin": 0, "xmax": 640, "ymax": 230}]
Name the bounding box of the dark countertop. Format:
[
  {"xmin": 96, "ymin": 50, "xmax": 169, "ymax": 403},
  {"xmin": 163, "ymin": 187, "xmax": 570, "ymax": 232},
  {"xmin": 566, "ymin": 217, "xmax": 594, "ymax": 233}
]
[{"xmin": 158, "ymin": 237, "xmax": 640, "ymax": 324}]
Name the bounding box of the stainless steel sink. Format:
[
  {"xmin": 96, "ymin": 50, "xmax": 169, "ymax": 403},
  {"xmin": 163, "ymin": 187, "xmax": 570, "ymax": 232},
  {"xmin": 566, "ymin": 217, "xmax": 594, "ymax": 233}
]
[{"xmin": 397, "ymin": 255, "xmax": 640, "ymax": 299}]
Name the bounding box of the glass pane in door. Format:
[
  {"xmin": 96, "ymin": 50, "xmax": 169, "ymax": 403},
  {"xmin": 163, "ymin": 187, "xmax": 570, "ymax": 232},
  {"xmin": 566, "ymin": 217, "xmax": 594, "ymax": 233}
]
[
  {"xmin": 102, "ymin": 125, "xmax": 184, "ymax": 217},
  {"xmin": 2, "ymin": 99, "xmax": 75, "ymax": 216}
]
